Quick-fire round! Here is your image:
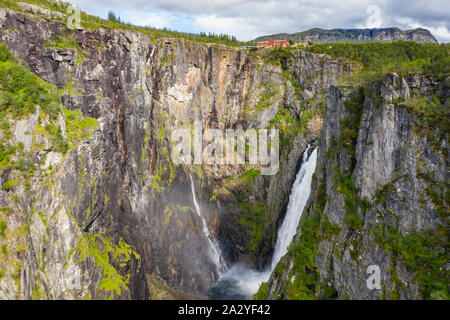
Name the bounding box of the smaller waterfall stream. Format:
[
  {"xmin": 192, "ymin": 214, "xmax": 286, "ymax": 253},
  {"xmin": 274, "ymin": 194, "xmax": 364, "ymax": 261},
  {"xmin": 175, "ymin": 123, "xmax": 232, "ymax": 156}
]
[
  {"xmin": 189, "ymin": 174, "xmax": 227, "ymax": 276},
  {"xmin": 209, "ymin": 146, "xmax": 318, "ymax": 299}
]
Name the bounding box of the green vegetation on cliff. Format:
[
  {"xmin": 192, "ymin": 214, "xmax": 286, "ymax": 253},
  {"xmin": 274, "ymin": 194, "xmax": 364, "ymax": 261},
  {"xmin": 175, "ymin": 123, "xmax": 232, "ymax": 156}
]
[
  {"xmin": 69, "ymin": 232, "xmax": 141, "ymax": 299},
  {"xmin": 372, "ymin": 167, "xmax": 449, "ymax": 300},
  {"xmin": 0, "ymin": 43, "xmax": 97, "ymax": 155},
  {"xmin": 44, "ymin": 33, "xmax": 86, "ymax": 63},
  {"xmin": 374, "ymin": 224, "xmax": 448, "ymax": 300},
  {"xmin": 399, "ymin": 92, "xmax": 449, "ymax": 154},
  {"xmin": 305, "ymin": 41, "xmax": 449, "ymax": 79},
  {"xmin": 0, "ymin": 43, "xmax": 60, "ymax": 118}
]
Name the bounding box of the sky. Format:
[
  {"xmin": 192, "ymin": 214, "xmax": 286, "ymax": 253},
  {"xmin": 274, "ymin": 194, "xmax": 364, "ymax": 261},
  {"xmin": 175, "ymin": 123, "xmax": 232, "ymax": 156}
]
[{"xmin": 67, "ymin": 0, "xmax": 450, "ymax": 43}]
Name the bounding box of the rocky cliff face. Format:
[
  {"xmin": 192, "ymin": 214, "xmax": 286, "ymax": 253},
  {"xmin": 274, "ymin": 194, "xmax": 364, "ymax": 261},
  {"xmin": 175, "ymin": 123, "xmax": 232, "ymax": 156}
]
[
  {"xmin": 265, "ymin": 73, "xmax": 448, "ymax": 300},
  {"xmin": 0, "ymin": 4, "xmax": 446, "ymax": 301},
  {"xmin": 0, "ymin": 6, "xmax": 354, "ymax": 299},
  {"xmin": 255, "ymin": 28, "xmax": 438, "ymax": 44}
]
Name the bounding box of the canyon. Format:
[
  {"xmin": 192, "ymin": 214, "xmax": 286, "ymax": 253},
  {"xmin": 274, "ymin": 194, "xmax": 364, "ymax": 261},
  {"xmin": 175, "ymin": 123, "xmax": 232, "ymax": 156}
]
[{"xmin": 0, "ymin": 2, "xmax": 448, "ymax": 300}]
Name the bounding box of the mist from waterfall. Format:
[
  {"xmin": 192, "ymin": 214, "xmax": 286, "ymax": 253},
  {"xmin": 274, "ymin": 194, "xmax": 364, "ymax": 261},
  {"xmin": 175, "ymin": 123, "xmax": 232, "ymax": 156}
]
[{"xmin": 209, "ymin": 146, "xmax": 318, "ymax": 299}]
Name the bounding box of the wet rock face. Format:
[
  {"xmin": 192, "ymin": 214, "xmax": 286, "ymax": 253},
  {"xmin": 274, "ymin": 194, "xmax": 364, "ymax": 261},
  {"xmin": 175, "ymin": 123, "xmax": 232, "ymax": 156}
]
[
  {"xmin": 0, "ymin": 8, "xmax": 353, "ymax": 298},
  {"xmin": 267, "ymin": 73, "xmax": 448, "ymax": 300}
]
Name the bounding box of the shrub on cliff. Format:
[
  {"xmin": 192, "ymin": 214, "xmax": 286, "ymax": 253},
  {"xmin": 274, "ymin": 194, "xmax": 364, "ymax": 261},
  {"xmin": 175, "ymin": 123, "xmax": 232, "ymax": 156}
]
[
  {"xmin": 305, "ymin": 41, "xmax": 449, "ymax": 79},
  {"xmin": 0, "ymin": 43, "xmax": 61, "ymax": 118}
]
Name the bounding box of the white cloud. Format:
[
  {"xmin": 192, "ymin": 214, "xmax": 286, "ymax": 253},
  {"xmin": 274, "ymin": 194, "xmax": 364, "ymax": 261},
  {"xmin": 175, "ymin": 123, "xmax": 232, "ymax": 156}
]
[
  {"xmin": 194, "ymin": 15, "xmax": 263, "ymax": 40},
  {"xmin": 396, "ymin": 17, "xmax": 450, "ymax": 43},
  {"xmin": 121, "ymin": 11, "xmax": 175, "ymax": 29},
  {"xmin": 67, "ymin": 0, "xmax": 450, "ymax": 42}
]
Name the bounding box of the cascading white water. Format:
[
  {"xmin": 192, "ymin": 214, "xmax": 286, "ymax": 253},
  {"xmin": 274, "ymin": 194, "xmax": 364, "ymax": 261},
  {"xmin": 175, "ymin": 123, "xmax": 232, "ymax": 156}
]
[
  {"xmin": 270, "ymin": 146, "xmax": 317, "ymax": 269},
  {"xmin": 209, "ymin": 146, "xmax": 318, "ymax": 299},
  {"xmin": 189, "ymin": 174, "xmax": 227, "ymax": 276}
]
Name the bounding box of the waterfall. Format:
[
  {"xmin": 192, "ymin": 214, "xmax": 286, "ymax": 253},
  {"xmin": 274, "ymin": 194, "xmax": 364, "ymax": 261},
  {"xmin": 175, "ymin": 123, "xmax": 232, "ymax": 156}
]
[
  {"xmin": 188, "ymin": 174, "xmax": 227, "ymax": 276},
  {"xmin": 270, "ymin": 145, "xmax": 317, "ymax": 270},
  {"xmin": 209, "ymin": 146, "xmax": 318, "ymax": 299}
]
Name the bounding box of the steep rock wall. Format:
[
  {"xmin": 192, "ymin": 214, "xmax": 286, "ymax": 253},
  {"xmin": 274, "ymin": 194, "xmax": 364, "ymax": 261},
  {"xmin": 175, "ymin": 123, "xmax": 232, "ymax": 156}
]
[
  {"xmin": 266, "ymin": 73, "xmax": 448, "ymax": 300},
  {"xmin": 0, "ymin": 7, "xmax": 354, "ymax": 298}
]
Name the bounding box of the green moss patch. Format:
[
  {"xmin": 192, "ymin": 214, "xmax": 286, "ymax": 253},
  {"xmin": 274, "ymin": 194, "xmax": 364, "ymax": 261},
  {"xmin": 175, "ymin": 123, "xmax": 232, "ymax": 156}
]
[{"xmin": 69, "ymin": 232, "xmax": 141, "ymax": 298}]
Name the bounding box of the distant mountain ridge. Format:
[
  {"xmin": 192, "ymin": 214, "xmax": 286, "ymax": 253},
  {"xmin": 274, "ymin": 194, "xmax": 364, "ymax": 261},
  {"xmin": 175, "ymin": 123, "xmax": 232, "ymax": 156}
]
[{"xmin": 254, "ymin": 27, "xmax": 438, "ymax": 44}]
